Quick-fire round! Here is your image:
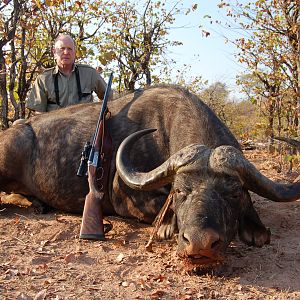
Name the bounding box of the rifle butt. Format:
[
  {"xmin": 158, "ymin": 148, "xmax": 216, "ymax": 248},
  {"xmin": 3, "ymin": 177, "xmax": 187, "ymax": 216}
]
[{"xmin": 79, "ymin": 192, "xmax": 105, "ymax": 240}]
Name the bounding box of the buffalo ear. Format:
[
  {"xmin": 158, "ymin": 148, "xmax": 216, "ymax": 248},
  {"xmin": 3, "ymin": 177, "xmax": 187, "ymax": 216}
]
[{"xmin": 238, "ymin": 199, "xmax": 271, "ymax": 247}]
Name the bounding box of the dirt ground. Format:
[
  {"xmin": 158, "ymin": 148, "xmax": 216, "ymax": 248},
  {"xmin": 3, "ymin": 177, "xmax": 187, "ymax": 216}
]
[{"xmin": 0, "ymin": 149, "xmax": 299, "ymax": 300}]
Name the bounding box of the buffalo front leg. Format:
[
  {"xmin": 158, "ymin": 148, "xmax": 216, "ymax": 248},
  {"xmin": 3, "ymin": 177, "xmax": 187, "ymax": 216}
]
[{"xmin": 238, "ymin": 193, "xmax": 271, "ymax": 247}]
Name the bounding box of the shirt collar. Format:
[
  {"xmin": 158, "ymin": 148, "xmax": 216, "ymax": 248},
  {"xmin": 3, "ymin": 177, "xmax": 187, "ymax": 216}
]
[{"xmin": 53, "ymin": 63, "xmax": 77, "ymax": 75}]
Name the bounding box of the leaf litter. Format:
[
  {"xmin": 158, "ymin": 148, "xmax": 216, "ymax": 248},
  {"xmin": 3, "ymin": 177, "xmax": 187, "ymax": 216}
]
[{"xmin": 0, "ymin": 150, "xmax": 299, "ymax": 299}]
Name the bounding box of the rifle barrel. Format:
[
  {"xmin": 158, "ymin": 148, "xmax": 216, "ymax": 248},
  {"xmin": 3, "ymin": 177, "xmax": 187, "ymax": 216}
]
[{"xmin": 88, "ymin": 72, "xmax": 113, "ymax": 166}]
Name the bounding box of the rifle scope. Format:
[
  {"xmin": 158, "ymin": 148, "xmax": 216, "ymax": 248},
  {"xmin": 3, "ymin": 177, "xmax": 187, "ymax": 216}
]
[{"xmin": 76, "ymin": 141, "xmax": 92, "ymax": 177}]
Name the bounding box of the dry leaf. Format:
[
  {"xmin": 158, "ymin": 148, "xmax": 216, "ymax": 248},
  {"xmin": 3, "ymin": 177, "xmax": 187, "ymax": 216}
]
[
  {"xmin": 139, "ymin": 278, "xmax": 146, "ymax": 289},
  {"xmin": 38, "ymin": 264, "xmax": 49, "ymax": 271},
  {"xmin": 64, "ymin": 253, "xmax": 76, "ymax": 263},
  {"xmin": 180, "ymin": 296, "xmax": 193, "ymax": 300},
  {"xmin": 1, "ymin": 193, "xmax": 32, "ymax": 207},
  {"xmin": 40, "ymin": 240, "xmax": 50, "ymax": 247},
  {"xmin": 14, "ymin": 216, "xmax": 21, "ymax": 225},
  {"xmin": 55, "ymin": 216, "xmax": 68, "ymax": 223},
  {"xmin": 16, "ymin": 293, "xmax": 33, "ymax": 300},
  {"xmin": 151, "ymin": 290, "xmax": 164, "ymax": 297},
  {"xmin": 33, "ymin": 289, "xmax": 47, "ymax": 300},
  {"xmin": 145, "ymin": 243, "xmax": 153, "ymax": 252},
  {"xmin": 154, "ymin": 274, "xmax": 165, "ymax": 282},
  {"xmin": 31, "ymin": 256, "xmax": 51, "ymax": 265},
  {"xmin": 129, "ymin": 282, "xmax": 137, "ymax": 291},
  {"xmin": 121, "ymin": 281, "xmax": 129, "ymax": 287},
  {"xmin": 116, "ymin": 253, "xmax": 125, "ymax": 263},
  {"xmin": 4, "ymin": 268, "xmax": 19, "ymax": 279},
  {"xmin": 43, "ymin": 279, "xmax": 52, "ymax": 285}
]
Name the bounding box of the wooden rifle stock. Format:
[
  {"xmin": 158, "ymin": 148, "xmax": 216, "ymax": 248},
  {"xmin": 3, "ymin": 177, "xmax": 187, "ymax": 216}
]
[{"xmin": 79, "ymin": 72, "xmax": 113, "ymax": 240}]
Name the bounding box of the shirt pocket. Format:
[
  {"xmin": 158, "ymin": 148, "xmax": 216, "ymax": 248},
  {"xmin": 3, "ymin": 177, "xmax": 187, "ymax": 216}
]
[
  {"xmin": 80, "ymin": 88, "xmax": 93, "ymax": 102},
  {"xmin": 47, "ymin": 90, "xmax": 59, "ymax": 105},
  {"xmin": 81, "ymin": 88, "xmax": 92, "ymax": 97}
]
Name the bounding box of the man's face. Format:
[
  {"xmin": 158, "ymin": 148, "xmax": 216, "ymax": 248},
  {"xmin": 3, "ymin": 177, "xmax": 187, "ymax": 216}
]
[{"xmin": 53, "ymin": 37, "xmax": 76, "ymax": 68}]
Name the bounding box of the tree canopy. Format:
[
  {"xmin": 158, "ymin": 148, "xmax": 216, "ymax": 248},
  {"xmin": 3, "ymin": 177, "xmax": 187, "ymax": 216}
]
[
  {"xmin": 218, "ymin": 0, "xmax": 300, "ymax": 138},
  {"xmin": 0, "ymin": 0, "xmax": 199, "ymax": 128}
]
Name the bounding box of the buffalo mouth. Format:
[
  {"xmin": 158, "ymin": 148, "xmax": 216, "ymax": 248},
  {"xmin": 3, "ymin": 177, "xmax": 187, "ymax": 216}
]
[{"xmin": 178, "ymin": 250, "xmax": 225, "ymax": 271}]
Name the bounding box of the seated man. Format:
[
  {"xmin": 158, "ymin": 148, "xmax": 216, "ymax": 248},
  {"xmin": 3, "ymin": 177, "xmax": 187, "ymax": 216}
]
[{"xmin": 27, "ymin": 34, "xmax": 112, "ymax": 113}]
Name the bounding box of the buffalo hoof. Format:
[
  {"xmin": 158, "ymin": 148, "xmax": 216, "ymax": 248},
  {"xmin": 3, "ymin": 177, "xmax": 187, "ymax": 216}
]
[{"xmin": 29, "ymin": 197, "xmax": 53, "ymax": 214}]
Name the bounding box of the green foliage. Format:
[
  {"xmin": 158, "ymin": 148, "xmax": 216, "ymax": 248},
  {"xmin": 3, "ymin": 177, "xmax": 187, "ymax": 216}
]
[
  {"xmin": 217, "ymin": 0, "xmax": 300, "ymax": 138},
  {"xmin": 284, "ymin": 154, "xmax": 298, "ymax": 164},
  {"xmin": 96, "ymin": 0, "xmax": 196, "ymax": 92},
  {"xmin": 200, "ymin": 82, "xmax": 229, "ymax": 123},
  {"xmin": 197, "ymin": 81, "xmax": 265, "ymax": 139},
  {"xmin": 0, "ymin": 0, "xmax": 198, "ymax": 127},
  {"xmin": 229, "ymin": 100, "xmax": 267, "ymax": 140},
  {"xmin": 0, "ymin": 0, "xmax": 111, "ymax": 127},
  {"xmin": 160, "ymin": 63, "xmax": 208, "ymax": 94}
]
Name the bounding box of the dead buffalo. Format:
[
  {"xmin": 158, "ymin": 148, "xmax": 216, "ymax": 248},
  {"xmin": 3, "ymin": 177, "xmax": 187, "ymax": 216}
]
[{"xmin": 0, "ymin": 85, "xmax": 299, "ymax": 266}]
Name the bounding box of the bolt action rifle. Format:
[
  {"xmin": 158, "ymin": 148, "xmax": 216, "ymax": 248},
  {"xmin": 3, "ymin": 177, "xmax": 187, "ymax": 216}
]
[{"xmin": 77, "ymin": 72, "xmax": 113, "ymax": 240}]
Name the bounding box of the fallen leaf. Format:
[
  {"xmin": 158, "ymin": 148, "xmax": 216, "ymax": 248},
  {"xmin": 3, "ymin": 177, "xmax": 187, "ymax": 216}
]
[
  {"xmin": 31, "ymin": 256, "xmax": 51, "ymax": 265},
  {"xmin": 40, "ymin": 240, "xmax": 50, "ymax": 247},
  {"xmin": 33, "ymin": 289, "xmax": 47, "ymax": 300},
  {"xmin": 139, "ymin": 278, "xmax": 146, "ymax": 289},
  {"xmin": 129, "ymin": 282, "xmax": 137, "ymax": 291},
  {"xmin": 55, "ymin": 216, "xmax": 68, "ymax": 223},
  {"xmin": 180, "ymin": 296, "xmax": 193, "ymax": 300},
  {"xmin": 14, "ymin": 216, "xmax": 21, "ymax": 225},
  {"xmin": 4, "ymin": 268, "xmax": 19, "ymax": 279},
  {"xmin": 121, "ymin": 281, "xmax": 129, "ymax": 287},
  {"xmin": 16, "ymin": 293, "xmax": 33, "ymax": 300},
  {"xmin": 43, "ymin": 279, "xmax": 52, "ymax": 285},
  {"xmin": 145, "ymin": 243, "xmax": 153, "ymax": 252},
  {"xmin": 151, "ymin": 290, "xmax": 164, "ymax": 297},
  {"xmin": 154, "ymin": 274, "xmax": 165, "ymax": 282},
  {"xmin": 64, "ymin": 253, "xmax": 76, "ymax": 263},
  {"xmin": 116, "ymin": 253, "xmax": 125, "ymax": 263},
  {"xmin": 38, "ymin": 264, "xmax": 49, "ymax": 271},
  {"xmin": 1, "ymin": 193, "xmax": 32, "ymax": 207}
]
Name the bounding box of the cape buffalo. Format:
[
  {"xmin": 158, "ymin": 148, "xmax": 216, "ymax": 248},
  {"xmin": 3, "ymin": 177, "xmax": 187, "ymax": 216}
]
[{"xmin": 0, "ymin": 85, "xmax": 299, "ymax": 266}]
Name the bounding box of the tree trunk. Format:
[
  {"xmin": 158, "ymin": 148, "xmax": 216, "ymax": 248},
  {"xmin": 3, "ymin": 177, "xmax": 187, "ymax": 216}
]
[
  {"xmin": 0, "ymin": 48, "xmax": 9, "ymax": 129},
  {"xmin": 267, "ymin": 101, "xmax": 275, "ymax": 153},
  {"xmin": 9, "ymin": 39, "xmax": 19, "ymax": 121},
  {"xmin": 144, "ymin": 67, "xmax": 151, "ymax": 86}
]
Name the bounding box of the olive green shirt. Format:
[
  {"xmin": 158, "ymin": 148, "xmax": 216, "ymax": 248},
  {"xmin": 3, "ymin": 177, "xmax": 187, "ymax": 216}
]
[{"xmin": 27, "ymin": 64, "xmax": 109, "ymax": 112}]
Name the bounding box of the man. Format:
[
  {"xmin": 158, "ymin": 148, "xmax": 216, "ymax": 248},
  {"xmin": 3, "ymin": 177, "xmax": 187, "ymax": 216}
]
[{"xmin": 27, "ymin": 34, "xmax": 111, "ymax": 113}]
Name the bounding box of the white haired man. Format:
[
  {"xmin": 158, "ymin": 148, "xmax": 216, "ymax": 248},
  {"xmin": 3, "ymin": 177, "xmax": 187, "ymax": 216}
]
[{"xmin": 27, "ymin": 34, "xmax": 112, "ymax": 113}]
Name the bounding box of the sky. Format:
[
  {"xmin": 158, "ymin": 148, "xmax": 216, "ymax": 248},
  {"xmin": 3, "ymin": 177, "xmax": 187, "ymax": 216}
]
[{"xmin": 167, "ymin": 0, "xmax": 246, "ymax": 99}]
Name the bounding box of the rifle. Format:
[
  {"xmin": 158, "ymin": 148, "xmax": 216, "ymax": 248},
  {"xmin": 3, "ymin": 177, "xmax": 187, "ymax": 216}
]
[{"xmin": 78, "ymin": 72, "xmax": 113, "ymax": 240}]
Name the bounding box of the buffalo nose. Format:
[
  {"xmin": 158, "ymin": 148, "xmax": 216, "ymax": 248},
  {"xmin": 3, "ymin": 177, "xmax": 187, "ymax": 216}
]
[{"xmin": 182, "ymin": 228, "xmax": 220, "ymax": 255}]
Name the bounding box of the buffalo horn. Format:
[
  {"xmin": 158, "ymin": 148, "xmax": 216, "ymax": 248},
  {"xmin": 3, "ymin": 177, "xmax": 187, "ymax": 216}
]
[
  {"xmin": 116, "ymin": 129, "xmax": 211, "ymax": 190},
  {"xmin": 209, "ymin": 145, "xmax": 300, "ymax": 202},
  {"xmin": 117, "ymin": 130, "xmax": 300, "ymax": 202},
  {"xmin": 273, "ymin": 136, "xmax": 300, "ymax": 148}
]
